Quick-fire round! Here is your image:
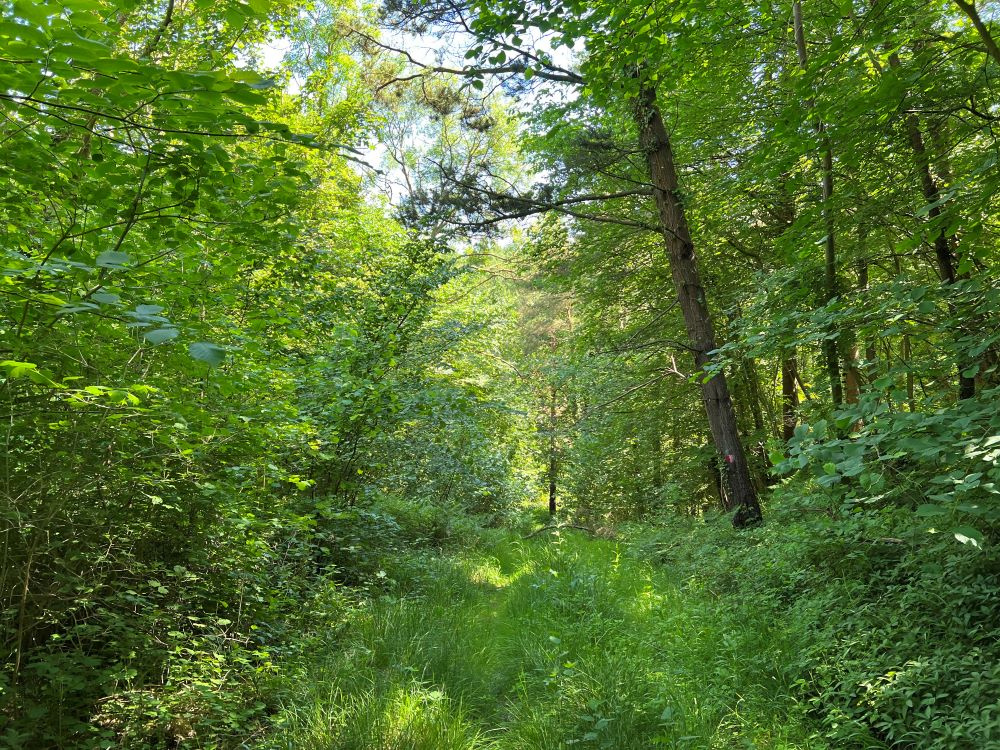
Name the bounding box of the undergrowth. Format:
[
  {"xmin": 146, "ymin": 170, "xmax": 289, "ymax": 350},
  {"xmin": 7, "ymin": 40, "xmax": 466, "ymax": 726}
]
[
  {"xmin": 628, "ymin": 493, "xmax": 1000, "ymax": 748},
  {"xmin": 257, "ymin": 489, "xmax": 1000, "ymax": 750},
  {"xmin": 259, "ymin": 517, "xmax": 825, "ymax": 750},
  {"xmin": 27, "ymin": 487, "xmax": 993, "ymax": 748}
]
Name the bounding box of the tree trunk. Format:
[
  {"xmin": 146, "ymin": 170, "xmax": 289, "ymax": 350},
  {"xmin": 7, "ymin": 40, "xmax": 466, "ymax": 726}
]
[
  {"xmin": 741, "ymin": 355, "xmax": 769, "ymax": 486},
  {"xmin": 844, "ymin": 341, "xmax": 862, "ymax": 404},
  {"xmin": 893, "ymin": 67, "xmax": 959, "ymax": 285},
  {"xmin": 781, "ymin": 354, "xmax": 799, "ymax": 442},
  {"xmin": 887, "ymin": 52, "xmax": 975, "ymax": 399},
  {"xmin": 858, "ymin": 256, "xmax": 878, "ymax": 373},
  {"xmin": 548, "ymin": 384, "xmax": 557, "ymax": 516},
  {"xmin": 739, "ymin": 355, "xmax": 766, "ymax": 437},
  {"xmin": 902, "ymin": 334, "xmax": 916, "ymax": 412},
  {"xmin": 793, "ymin": 1, "xmax": 843, "ymax": 409},
  {"xmin": 843, "ymin": 258, "xmax": 866, "ymax": 409},
  {"xmin": 652, "ymin": 440, "xmax": 663, "ymax": 490},
  {"xmin": 633, "ymin": 83, "xmax": 761, "ymax": 528},
  {"xmin": 651, "ymin": 384, "xmax": 664, "ymax": 511}
]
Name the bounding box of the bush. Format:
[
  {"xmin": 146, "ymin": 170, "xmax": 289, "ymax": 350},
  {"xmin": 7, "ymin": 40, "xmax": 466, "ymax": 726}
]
[{"xmin": 625, "ymin": 491, "xmax": 1000, "ymax": 749}]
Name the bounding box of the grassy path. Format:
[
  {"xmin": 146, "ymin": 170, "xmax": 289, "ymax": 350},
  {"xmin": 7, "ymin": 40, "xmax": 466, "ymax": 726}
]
[{"xmin": 261, "ymin": 531, "xmax": 826, "ymax": 749}]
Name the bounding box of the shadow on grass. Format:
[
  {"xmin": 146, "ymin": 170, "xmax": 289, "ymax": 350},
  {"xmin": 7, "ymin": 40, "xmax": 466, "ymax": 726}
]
[{"xmin": 259, "ymin": 531, "xmax": 827, "ymax": 750}]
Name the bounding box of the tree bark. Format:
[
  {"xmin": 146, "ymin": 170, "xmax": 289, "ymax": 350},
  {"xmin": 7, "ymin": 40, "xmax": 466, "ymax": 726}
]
[
  {"xmin": 902, "ymin": 334, "xmax": 916, "ymax": 412},
  {"xmin": 844, "ymin": 341, "xmax": 862, "ymax": 404},
  {"xmin": 893, "ymin": 256, "xmax": 918, "ymax": 412},
  {"xmin": 793, "ymin": 1, "xmax": 844, "ymax": 409},
  {"xmin": 952, "ymin": 0, "xmax": 1000, "ymax": 66},
  {"xmin": 548, "ymin": 384, "xmax": 557, "ymax": 516},
  {"xmin": 843, "ymin": 262, "xmax": 865, "ymax": 409},
  {"xmin": 633, "ymin": 83, "xmax": 762, "ymax": 528},
  {"xmin": 651, "ymin": 384, "xmax": 664, "ymax": 512},
  {"xmin": 741, "ymin": 354, "xmax": 769, "ymax": 486},
  {"xmin": 888, "ymin": 52, "xmax": 975, "ymax": 399},
  {"xmin": 858, "ymin": 255, "xmax": 878, "ymax": 372},
  {"xmin": 781, "ymin": 354, "xmax": 799, "ymax": 442}
]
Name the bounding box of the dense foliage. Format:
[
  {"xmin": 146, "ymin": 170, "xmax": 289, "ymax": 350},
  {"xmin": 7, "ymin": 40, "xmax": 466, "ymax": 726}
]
[
  {"xmin": 2, "ymin": 0, "xmax": 998, "ymax": 747},
  {"xmin": 0, "ymin": 0, "xmax": 532, "ymax": 744}
]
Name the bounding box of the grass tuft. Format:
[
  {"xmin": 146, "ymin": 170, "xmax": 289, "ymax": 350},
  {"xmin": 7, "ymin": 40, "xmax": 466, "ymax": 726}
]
[{"xmin": 261, "ymin": 530, "xmax": 827, "ymax": 749}]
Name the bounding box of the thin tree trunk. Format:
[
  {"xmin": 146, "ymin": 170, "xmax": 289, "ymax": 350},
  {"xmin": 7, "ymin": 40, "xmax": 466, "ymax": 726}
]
[
  {"xmin": 844, "ymin": 341, "xmax": 862, "ymax": 404},
  {"xmin": 843, "ymin": 259, "xmax": 866, "ymax": 409},
  {"xmin": 652, "ymin": 427, "xmax": 663, "ymax": 491},
  {"xmin": 741, "ymin": 355, "xmax": 769, "ymax": 486},
  {"xmin": 793, "ymin": 1, "xmax": 843, "ymax": 408},
  {"xmin": 888, "ymin": 52, "xmax": 975, "ymax": 399},
  {"xmin": 633, "ymin": 82, "xmax": 762, "ymax": 527},
  {"xmin": 782, "ymin": 354, "xmax": 799, "ymax": 442},
  {"xmin": 893, "ymin": 256, "xmax": 918, "ymax": 412},
  {"xmin": 741, "ymin": 357, "xmax": 766, "ymax": 437},
  {"xmin": 881, "ymin": 337, "xmax": 896, "ymax": 412},
  {"xmin": 858, "ymin": 256, "xmax": 878, "ymax": 372},
  {"xmin": 890, "ymin": 59, "xmax": 959, "ymax": 285},
  {"xmin": 548, "ymin": 385, "xmax": 557, "ymax": 516},
  {"xmin": 651, "ymin": 384, "xmax": 664, "ymax": 511},
  {"xmin": 902, "ymin": 335, "xmax": 916, "ymax": 412},
  {"xmin": 932, "ymin": 119, "xmax": 999, "ymax": 387}
]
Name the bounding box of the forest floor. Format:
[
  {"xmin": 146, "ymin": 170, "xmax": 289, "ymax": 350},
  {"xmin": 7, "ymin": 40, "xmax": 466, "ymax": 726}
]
[{"xmin": 260, "ymin": 528, "xmax": 827, "ymax": 749}]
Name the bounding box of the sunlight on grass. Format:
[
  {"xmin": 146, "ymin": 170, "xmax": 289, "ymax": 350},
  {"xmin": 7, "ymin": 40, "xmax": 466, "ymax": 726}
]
[
  {"xmin": 264, "ymin": 676, "xmax": 485, "ymax": 750},
  {"xmin": 261, "ymin": 532, "xmax": 831, "ymax": 750},
  {"xmin": 465, "ymin": 556, "xmax": 535, "ymax": 588}
]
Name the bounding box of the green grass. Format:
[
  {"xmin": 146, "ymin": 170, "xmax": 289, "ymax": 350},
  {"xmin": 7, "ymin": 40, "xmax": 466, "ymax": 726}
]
[{"xmin": 258, "ymin": 530, "xmax": 827, "ymax": 750}]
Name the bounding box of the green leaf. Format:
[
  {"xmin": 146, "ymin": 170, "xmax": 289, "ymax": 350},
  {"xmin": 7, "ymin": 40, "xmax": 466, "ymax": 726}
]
[
  {"xmin": 915, "ymin": 503, "xmax": 948, "ymax": 517},
  {"xmin": 1, "ymin": 360, "xmax": 38, "ymax": 379},
  {"xmin": 58, "ymin": 303, "xmax": 100, "ymax": 315},
  {"xmin": 952, "ymin": 525, "xmax": 983, "ymax": 548},
  {"xmin": 12, "ymin": 0, "xmax": 52, "ymax": 27},
  {"xmin": 188, "ymin": 342, "xmax": 226, "ymax": 366},
  {"xmin": 144, "ymin": 327, "xmax": 179, "ymax": 345},
  {"xmin": 96, "ymin": 251, "xmax": 131, "ymax": 268},
  {"xmin": 247, "ymin": 77, "xmax": 278, "ymax": 90}
]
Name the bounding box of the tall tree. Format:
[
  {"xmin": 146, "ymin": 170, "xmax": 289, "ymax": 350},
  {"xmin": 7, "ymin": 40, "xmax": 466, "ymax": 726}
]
[
  {"xmin": 632, "ymin": 82, "xmax": 761, "ymax": 523},
  {"xmin": 379, "ymin": 0, "xmax": 765, "ymax": 525},
  {"xmin": 793, "ymin": 0, "xmax": 843, "ymax": 408}
]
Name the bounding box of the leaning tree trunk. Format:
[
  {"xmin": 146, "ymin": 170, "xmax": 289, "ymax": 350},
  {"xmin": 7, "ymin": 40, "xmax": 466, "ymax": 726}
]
[{"xmin": 633, "ymin": 83, "xmax": 762, "ymax": 528}]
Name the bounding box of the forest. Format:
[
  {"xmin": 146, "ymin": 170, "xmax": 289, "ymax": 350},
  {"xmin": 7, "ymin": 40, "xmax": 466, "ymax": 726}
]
[{"xmin": 1, "ymin": 0, "xmax": 999, "ymax": 747}]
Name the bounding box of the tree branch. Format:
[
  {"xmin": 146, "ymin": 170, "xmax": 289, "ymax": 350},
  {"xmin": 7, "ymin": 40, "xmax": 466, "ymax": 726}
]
[
  {"xmin": 142, "ymin": 0, "xmax": 176, "ymax": 58},
  {"xmin": 444, "ymin": 180, "xmax": 658, "ymax": 231},
  {"xmin": 354, "ymin": 28, "xmax": 584, "ymax": 85},
  {"xmin": 953, "ymin": 0, "xmax": 1000, "ymax": 66}
]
